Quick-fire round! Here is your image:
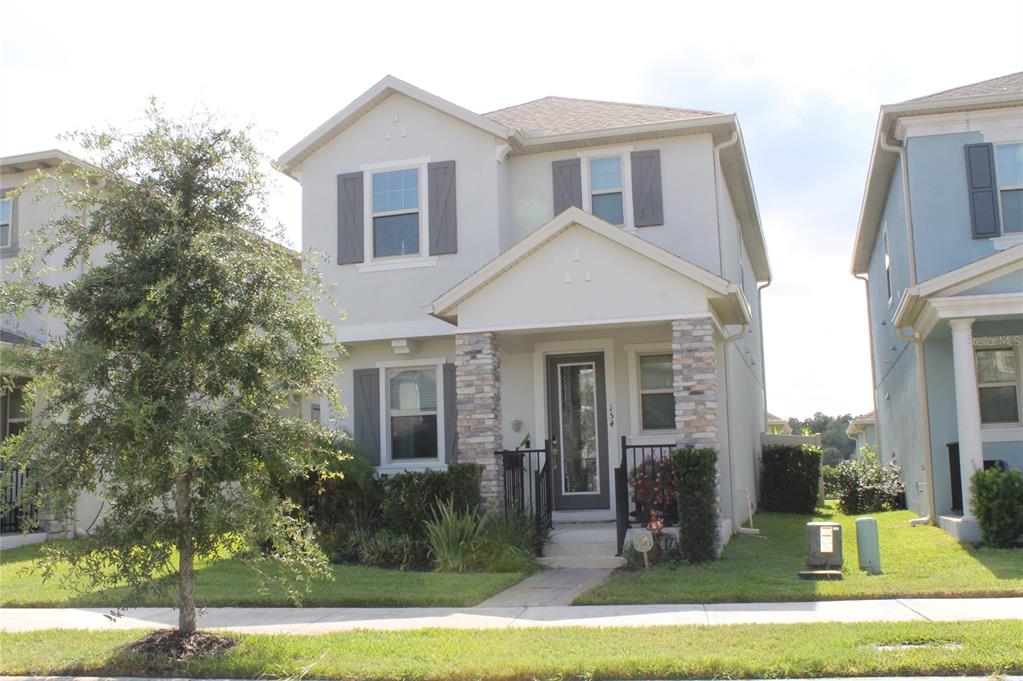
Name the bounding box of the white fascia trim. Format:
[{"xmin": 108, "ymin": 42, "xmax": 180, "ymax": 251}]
[
  {"xmin": 426, "ymin": 206, "xmax": 733, "ymax": 320},
  {"xmin": 895, "ymin": 106, "xmax": 1023, "ymax": 140},
  {"xmin": 929, "ymin": 292, "xmax": 1023, "ymax": 318},
  {"xmin": 0, "ymin": 149, "xmax": 96, "ymax": 173},
  {"xmin": 454, "ymin": 312, "xmax": 714, "ymax": 336},
  {"xmin": 917, "ymin": 244, "xmax": 1023, "ymax": 297},
  {"xmin": 277, "ymin": 75, "xmax": 509, "ymax": 175},
  {"xmin": 514, "ymin": 114, "xmax": 737, "ymax": 150}
]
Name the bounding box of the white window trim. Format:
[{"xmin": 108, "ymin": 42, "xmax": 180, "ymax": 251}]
[
  {"xmin": 376, "ymin": 357, "xmax": 446, "ymax": 470},
  {"xmin": 0, "ymin": 193, "xmax": 16, "ymax": 254},
  {"xmin": 579, "ymin": 146, "xmax": 635, "ymax": 231},
  {"xmin": 625, "ymin": 342, "xmax": 677, "ymax": 440},
  {"xmin": 975, "ymin": 344, "xmax": 1022, "ymax": 428},
  {"xmin": 994, "ymin": 141, "xmax": 1023, "ymax": 238},
  {"xmin": 360, "ymin": 157, "xmax": 432, "ymax": 271}
]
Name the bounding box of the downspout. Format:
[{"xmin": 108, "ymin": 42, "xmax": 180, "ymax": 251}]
[
  {"xmin": 896, "ymin": 326, "xmax": 937, "ymax": 527},
  {"xmin": 878, "ymin": 133, "xmax": 918, "ymax": 286},
  {"xmin": 854, "ymin": 273, "xmax": 880, "ymax": 455},
  {"xmin": 713, "ymin": 132, "xmax": 739, "ymax": 277}
]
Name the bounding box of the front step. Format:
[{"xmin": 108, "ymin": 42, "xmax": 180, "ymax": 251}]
[{"xmin": 540, "ymin": 521, "xmax": 626, "ymax": 569}]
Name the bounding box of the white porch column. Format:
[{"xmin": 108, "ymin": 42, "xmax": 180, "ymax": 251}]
[{"xmin": 949, "ymin": 318, "xmax": 984, "ymax": 517}]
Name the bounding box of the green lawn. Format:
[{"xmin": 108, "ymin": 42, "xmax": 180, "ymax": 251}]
[
  {"xmin": 578, "ymin": 505, "xmax": 1023, "ymax": 605},
  {"xmin": 0, "ymin": 541, "xmax": 523, "ymax": 608},
  {"xmin": 2, "ymin": 621, "xmax": 1020, "ymax": 680}
]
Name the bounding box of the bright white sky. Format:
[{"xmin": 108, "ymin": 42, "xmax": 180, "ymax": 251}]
[{"xmin": 3, "ymin": 0, "xmax": 1022, "ymax": 420}]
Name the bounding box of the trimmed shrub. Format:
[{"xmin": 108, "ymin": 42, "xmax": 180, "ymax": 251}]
[
  {"xmin": 358, "ymin": 529, "xmax": 429, "ymax": 570},
  {"xmin": 833, "ymin": 449, "xmax": 905, "ymax": 514},
  {"xmin": 971, "ymin": 466, "xmax": 1023, "ymax": 547},
  {"xmin": 760, "ymin": 444, "xmax": 821, "ymax": 513},
  {"xmin": 670, "ymin": 447, "xmax": 719, "ymax": 563},
  {"xmin": 821, "ymin": 464, "xmax": 841, "ymax": 497},
  {"xmin": 379, "ymin": 463, "xmax": 483, "ymax": 537}
]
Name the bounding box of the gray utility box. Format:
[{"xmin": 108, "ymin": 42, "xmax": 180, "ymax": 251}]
[{"xmin": 806, "ymin": 521, "xmax": 843, "ymax": 568}]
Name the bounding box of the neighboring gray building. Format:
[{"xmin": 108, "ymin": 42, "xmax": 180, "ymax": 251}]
[
  {"xmin": 851, "ymin": 72, "xmax": 1023, "ymax": 542},
  {"xmin": 845, "ymin": 411, "xmax": 877, "ymax": 454}
]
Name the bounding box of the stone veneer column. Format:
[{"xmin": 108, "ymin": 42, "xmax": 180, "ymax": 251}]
[
  {"xmin": 672, "ymin": 319, "xmax": 719, "ymax": 448},
  {"xmin": 454, "ymin": 331, "xmax": 503, "ymax": 504}
]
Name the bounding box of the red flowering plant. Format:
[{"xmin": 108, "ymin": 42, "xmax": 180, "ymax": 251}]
[{"xmin": 629, "ymin": 457, "xmax": 679, "ymax": 524}]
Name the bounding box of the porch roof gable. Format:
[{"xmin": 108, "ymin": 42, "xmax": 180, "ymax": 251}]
[{"xmin": 426, "ymin": 207, "xmax": 750, "ymax": 328}]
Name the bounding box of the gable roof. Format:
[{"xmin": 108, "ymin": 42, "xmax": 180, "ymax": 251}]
[
  {"xmin": 426, "ymin": 206, "xmax": 750, "ymax": 326},
  {"xmin": 906, "ymin": 71, "xmax": 1023, "ymax": 103},
  {"xmin": 483, "ymin": 96, "xmax": 719, "ymax": 137},
  {"xmin": 851, "ymin": 72, "xmax": 1023, "ymax": 274},
  {"xmin": 277, "ymin": 75, "xmax": 511, "ymax": 176}
]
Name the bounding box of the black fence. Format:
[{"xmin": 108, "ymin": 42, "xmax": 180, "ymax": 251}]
[
  {"xmin": 614, "ymin": 436, "xmax": 675, "ymax": 555},
  {"xmin": 498, "ymin": 440, "xmax": 553, "ymax": 554},
  {"xmin": 1, "ymin": 466, "xmax": 35, "ymax": 534}
]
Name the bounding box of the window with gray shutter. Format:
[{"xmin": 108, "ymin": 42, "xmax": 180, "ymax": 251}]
[
  {"xmin": 443, "ymin": 362, "xmax": 457, "ymax": 461},
  {"xmin": 337, "ymin": 172, "xmax": 365, "ymax": 263},
  {"xmin": 352, "ymin": 368, "xmax": 380, "ymax": 465},
  {"xmin": 631, "ymin": 149, "xmax": 664, "ymax": 227},
  {"xmin": 965, "ymin": 143, "xmax": 1001, "ymax": 239},
  {"xmin": 552, "ymin": 158, "xmax": 582, "ymax": 216},
  {"xmin": 428, "ymin": 161, "xmax": 457, "ymax": 255}
]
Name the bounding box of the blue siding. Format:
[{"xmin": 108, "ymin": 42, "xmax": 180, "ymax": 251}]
[
  {"xmin": 906, "ymin": 132, "xmax": 992, "ymax": 282},
  {"xmin": 953, "ymin": 269, "xmax": 1023, "ymax": 296}
]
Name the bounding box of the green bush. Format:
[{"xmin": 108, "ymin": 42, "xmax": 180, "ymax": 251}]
[
  {"xmin": 423, "ymin": 501, "xmax": 537, "ymax": 573},
  {"xmin": 358, "ymin": 529, "xmax": 429, "ymax": 570},
  {"xmin": 670, "ymin": 447, "xmax": 718, "ymax": 563},
  {"xmin": 833, "ymin": 449, "xmax": 905, "ymax": 514},
  {"xmin": 380, "ymin": 463, "xmax": 482, "ymax": 537},
  {"xmin": 971, "ymin": 466, "xmax": 1023, "ymax": 547},
  {"xmin": 821, "ymin": 464, "xmax": 841, "ymax": 497},
  {"xmin": 760, "ymin": 444, "xmax": 821, "ymax": 513}
]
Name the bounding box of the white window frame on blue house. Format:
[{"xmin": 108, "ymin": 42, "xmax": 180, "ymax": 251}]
[{"xmin": 994, "ymin": 141, "xmax": 1023, "ymax": 236}]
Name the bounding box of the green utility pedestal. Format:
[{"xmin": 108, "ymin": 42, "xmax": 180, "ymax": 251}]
[{"xmin": 856, "ymin": 516, "xmax": 882, "ymax": 574}]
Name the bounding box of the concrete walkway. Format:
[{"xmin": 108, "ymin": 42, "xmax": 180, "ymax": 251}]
[
  {"xmin": 1, "ymin": 597, "xmax": 1020, "ymax": 634},
  {"xmin": 477, "ymin": 568, "xmax": 612, "ymax": 606}
]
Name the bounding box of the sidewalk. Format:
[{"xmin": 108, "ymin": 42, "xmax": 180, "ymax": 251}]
[{"xmin": 1, "ymin": 597, "xmax": 1019, "ymax": 634}]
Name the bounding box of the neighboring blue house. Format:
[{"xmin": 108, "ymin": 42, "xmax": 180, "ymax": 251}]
[{"xmin": 851, "ymin": 72, "xmax": 1023, "ymax": 543}]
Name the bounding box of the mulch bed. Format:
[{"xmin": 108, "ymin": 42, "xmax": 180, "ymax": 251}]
[{"xmin": 123, "ymin": 629, "xmax": 237, "ymax": 661}]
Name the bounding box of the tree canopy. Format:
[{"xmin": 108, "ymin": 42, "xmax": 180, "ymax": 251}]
[
  {"xmin": 1, "ymin": 103, "xmax": 343, "ymax": 633},
  {"xmin": 786, "ymin": 412, "xmax": 856, "ymax": 466}
]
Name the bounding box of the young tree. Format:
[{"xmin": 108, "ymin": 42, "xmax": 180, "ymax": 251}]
[{"xmin": 1, "ymin": 103, "xmax": 342, "ymax": 634}]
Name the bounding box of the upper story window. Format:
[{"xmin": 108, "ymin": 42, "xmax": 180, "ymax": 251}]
[
  {"xmin": 0, "ymin": 197, "xmax": 13, "ymax": 250},
  {"xmin": 372, "ymin": 168, "xmax": 421, "ymax": 258},
  {"xmin": 387, "ymin": 365, "xmax": 440, "ymax": 460},
  {"xmin": 589, "ymin": 157, "xmax": 625, "ymax": 226},
  {"xmin": 638, "ymin": 354, "xmax": 675, "ymax": 431},
  {"xmin": 883, "ymin": 223, "xmax": 893, "ymax": 304},
  {"xmin": 996, "ymin": 143, "xmax": 1022, "ymax": 233},
  {"xmin": 976, "ymin": 346, "xmax": 1020, "ymax": 425}
]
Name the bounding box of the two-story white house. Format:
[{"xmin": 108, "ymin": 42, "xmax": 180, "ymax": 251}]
[
  {"xmin": 278, "ymin": 76, "xmax": 771, "ymax": 548},
  {"xmin": 851, "ymin": 72, "xmax": 1023, "ymax": 543}
]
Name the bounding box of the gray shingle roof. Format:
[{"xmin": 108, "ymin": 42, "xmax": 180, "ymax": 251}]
[
  {"xmin": 483, "ymin": 96, "xmax": 719, "ymax": 136},
  {"xmin": 905, "ymin": 71, "xmax": 1023, "ymax": 103}
]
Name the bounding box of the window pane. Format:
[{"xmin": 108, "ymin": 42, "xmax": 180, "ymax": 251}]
[
  {"xmin": 641, "ymin": 393, "xmax": 676, "ymax": 430},
  {"xmin": 976, "ymin": 349, "xmax": 1017, "ymax": 384},
  {"xmin": 979, "ymin": 386, "xmax": 1019, "ymax": 424},
  {"xmin": 590, "ymin": 157, "xmax": 621, "ymax": 191},
  {"xmin": 372, "ymin": 169, "xmax": 419, "ymax": 213},
  {"xmin": 0, "ymin": 224, "xmax": 9, "ymax": 247},
  {"xmin": 391, "ymin": 414, "xmax": 438, "ymax": 459},
  {"xmin": 374, "ymin": 213, "xmax": 419, "ymax": 257},
  {"xmin": 640, "ymin": 354, "xmax": 673, "ymax": 390},
  {"xmin": 0, "ymin": 199, "xmax": 11, "ymax": 223},
  {"xmin": 997, "ymin": 143, "xmax": 1023, "ymax": 187},
  {"xmin": 559, "ymin": 363, "xmax": 598, "ymax": 493},
  {"xmin": 592, "ymin": 192, "xmax": 624, "ymax": 225},
  {"xmin": 389, "ymin": 368, "xmax": 437, "ymax": 412},
  {"xmin": 1001, "ymin": 189, "xmax": 1023, "ymax": 233}
]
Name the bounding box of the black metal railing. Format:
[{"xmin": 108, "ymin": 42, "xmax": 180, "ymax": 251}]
[
  {"xmin": 1, "ymin": 466, "xmax": 35, "ymax": 534},
  {"xmin": 614, "ymin": 436, "xmax": 675, "ymax": 555},
  {"xmin": 498, "ymin": 440, "xmax": 553, "ymax": 555}
]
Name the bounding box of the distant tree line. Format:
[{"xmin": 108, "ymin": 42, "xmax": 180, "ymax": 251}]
[{"xmin": 786, "ymin": 412, "xmax": 856, "ymax": 466}]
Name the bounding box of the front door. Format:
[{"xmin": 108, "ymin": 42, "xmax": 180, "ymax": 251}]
[{"xmin": 546, "ymin": 353, "xmax": 610, "ymax": 510}]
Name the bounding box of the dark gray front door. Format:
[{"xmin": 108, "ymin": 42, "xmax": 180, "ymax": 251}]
[{"xmin": 546, "ymin": 352, "xmax": 610, "ymax": 510}]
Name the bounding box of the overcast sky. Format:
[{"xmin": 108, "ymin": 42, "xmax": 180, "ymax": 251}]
[{"xmin": 3, "ymin": 0, "xmax": 1022, "ymax": 419}]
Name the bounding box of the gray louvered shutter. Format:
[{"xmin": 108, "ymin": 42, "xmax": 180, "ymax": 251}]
[
  {"xmin": 428, "ymin": 161, "xmax": 457, "ymax": 255},
  {"xmin": 964, "ymin": 143, "xmax": 1001, "ymax": 239},
  {"xmin": 552, "ymin": 158, "xmax": 582, "ymax": 216},
  {"xmin": 631, "ymin": 149, "xmax": 664, "ymax": 227},
  {"xmin": 352, "ymin": 368, "xmax": 381, "ymax": 465},
  {"xmin": 443, "ymin": 362, "xmax": 457, "ymax": 461},
  {"xmin": 337, "ymin": 171, "xmax": 364, "ymax": 264}
]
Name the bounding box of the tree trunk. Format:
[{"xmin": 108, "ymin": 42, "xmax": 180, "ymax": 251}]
[{"xmin": 175, "ymin": 472, "xmax": 197, "ymax": 633}]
